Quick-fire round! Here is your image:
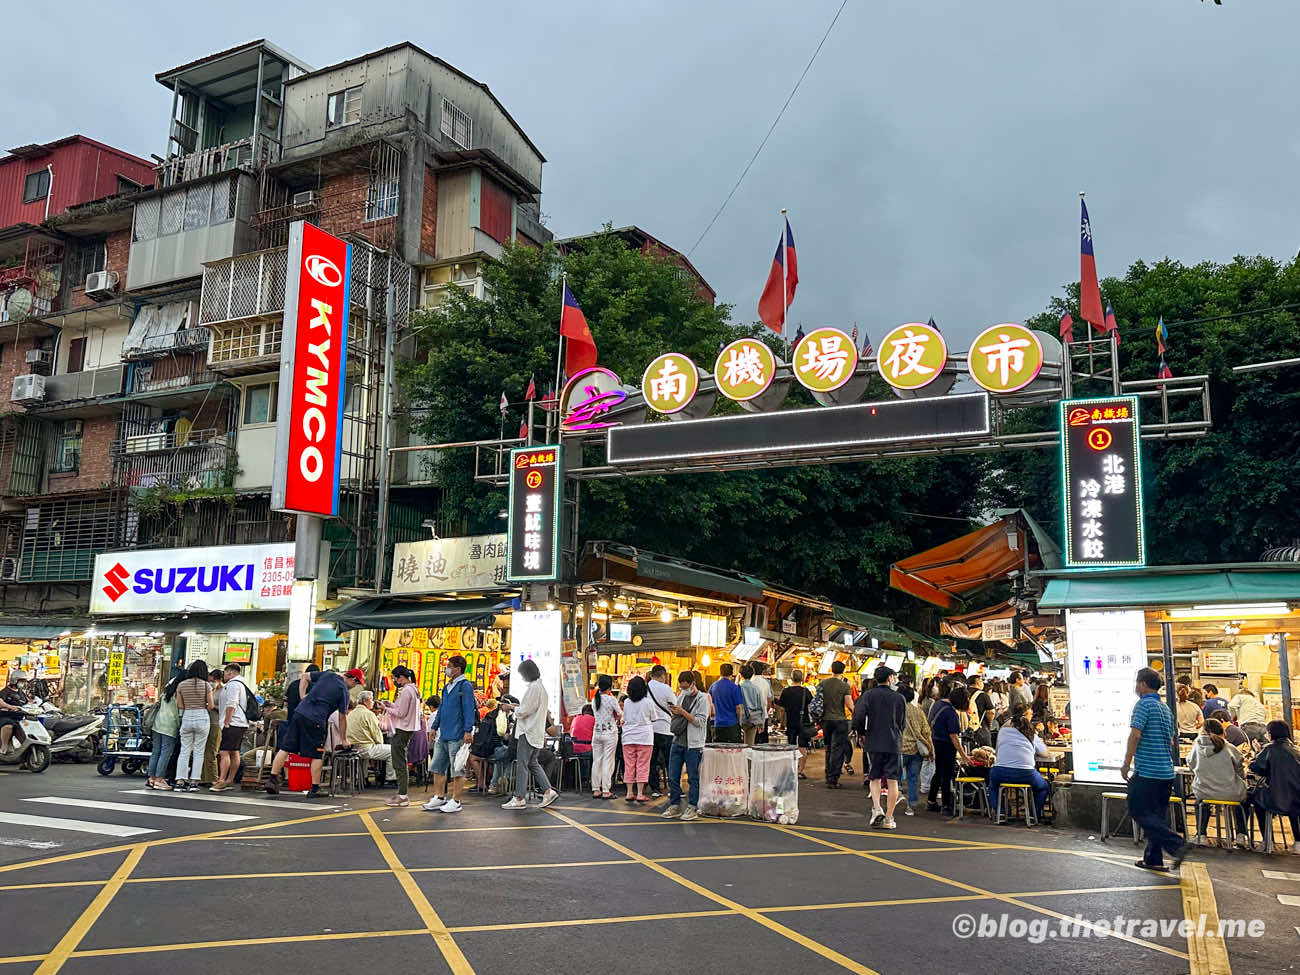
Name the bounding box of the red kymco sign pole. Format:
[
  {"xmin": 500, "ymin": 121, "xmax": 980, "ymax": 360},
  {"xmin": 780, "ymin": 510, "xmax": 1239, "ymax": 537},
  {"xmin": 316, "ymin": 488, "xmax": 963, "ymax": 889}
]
[{"xmin": 272, "ymin": 221, "xmax": 352, "ymax": 516}]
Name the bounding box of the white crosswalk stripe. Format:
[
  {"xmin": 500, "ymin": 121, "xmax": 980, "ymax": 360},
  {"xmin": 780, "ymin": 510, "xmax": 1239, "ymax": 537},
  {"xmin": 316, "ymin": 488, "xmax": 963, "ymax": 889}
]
[
  {"xmin": 118, "ymin": 789, "xmax": 339, "ymax": 811},
  {"xmin": 24, "ymin": 797, "xmax": 255, "ymax": 823},
  {"xmin": 1262, "ymin": 870, "xmax": 1300, "ymax": 882},
  {"xmin": 1277, "ymin": 894, "xmax": 1300, "ymax": 907},
  {"xmin": 0, "ymin": 811, "xmax": 157, "ymax": 837}
]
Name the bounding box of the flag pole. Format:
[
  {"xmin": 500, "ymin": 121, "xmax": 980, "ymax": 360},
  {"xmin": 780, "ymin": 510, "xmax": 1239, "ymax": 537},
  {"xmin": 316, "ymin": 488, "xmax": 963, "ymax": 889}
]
[
  {"xmin": 780, "ymin": 208, "xmax": 788, "ymax": 341},
  {"xmin": 550, "ymin": 270, "xmax": 567, "ymax": 443}
]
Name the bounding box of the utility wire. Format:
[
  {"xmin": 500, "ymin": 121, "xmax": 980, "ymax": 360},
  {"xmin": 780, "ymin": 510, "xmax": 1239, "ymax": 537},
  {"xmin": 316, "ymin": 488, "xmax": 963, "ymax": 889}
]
[
  {"xmin": 687, "ymin": 0, "xmax": 851, "ymax": 257},
  {"xmin": 1159, "ymin": 301, "xmax": 1300, "ymax": 330}
]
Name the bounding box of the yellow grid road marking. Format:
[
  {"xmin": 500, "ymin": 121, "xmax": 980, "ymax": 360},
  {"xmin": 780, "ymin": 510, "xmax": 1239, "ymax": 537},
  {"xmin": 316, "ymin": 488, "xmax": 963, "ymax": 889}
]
[
  {"xmin": 547, "ymin": 808, "xmax": 883, "ymax": 975},
  {"xmin": 777, "ymin": 824, "xmax": 1189, "ymax": 962},
  {"xmin": 1182, "ymin": 862, "xmax": 1232, "ymax": 975},
  {"xmin": 448, "ymin": 909, "xmax": 737, "ymax": 933},
  {"xmin": 70, "ymin": 929, "xmax": 428, "ymax": 959},
  {"xmin": 360, "ymin": 811, "xmax": 475, "ymax": 975},
  {"xmin": 34, "ymin": 845, "xmax": 143, "ymax": 975}
]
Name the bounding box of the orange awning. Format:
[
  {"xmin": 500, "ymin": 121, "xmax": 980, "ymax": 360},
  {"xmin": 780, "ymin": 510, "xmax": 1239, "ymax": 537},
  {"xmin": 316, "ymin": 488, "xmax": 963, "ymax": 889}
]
[{"xmin": 890, "ymin": 516, "xmax": 1036, "ymax": 610}]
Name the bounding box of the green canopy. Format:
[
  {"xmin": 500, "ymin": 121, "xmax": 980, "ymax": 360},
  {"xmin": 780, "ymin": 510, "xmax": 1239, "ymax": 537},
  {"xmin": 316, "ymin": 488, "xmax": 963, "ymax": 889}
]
[
  {"xmin": 1039, "ymin": 565, "xmax": 1300, "ymax": 610},
  {"xmin": 322, "ymin": 597, "xmax": 510, "ymax": 634}
]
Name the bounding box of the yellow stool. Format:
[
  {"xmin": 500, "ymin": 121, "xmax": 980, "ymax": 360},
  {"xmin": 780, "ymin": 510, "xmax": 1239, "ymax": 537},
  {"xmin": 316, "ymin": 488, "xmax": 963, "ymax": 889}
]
[
  {"xmin": 955, "ymin": 776, "xmax": 989, "ymax": 819},
  {"xmin": 996, "ymin": 783, "xmax": 1037, "ymax": 825},
  {"xmin": 1199, "ymin": 798, "xmax": 1244, "ymax": 850}
]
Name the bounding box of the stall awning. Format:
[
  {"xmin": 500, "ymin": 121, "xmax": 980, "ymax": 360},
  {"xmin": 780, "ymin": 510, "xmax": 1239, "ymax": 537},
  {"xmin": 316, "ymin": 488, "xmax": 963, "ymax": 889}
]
[
  {"xmin": 0, "ymin": 625, "xmax": 71, "ymax": 639},
  {"xmin": 889, "ymin": 509, "xmax": 1060, "ymax": 610},
  {"xmin": 322, "ymin": 597, "xmax": 511, "ymax": 634},
  {"xmin": 1039, "ymin": 566, "xmax": 1300, "ymax": 610}
]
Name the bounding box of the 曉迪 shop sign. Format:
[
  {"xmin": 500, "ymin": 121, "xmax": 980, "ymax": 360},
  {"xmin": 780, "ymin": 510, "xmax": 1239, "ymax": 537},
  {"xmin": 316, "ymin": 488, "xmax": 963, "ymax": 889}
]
[{"xmin": 272, "ymin": 221, "xmax": 352, "ymax": 517}]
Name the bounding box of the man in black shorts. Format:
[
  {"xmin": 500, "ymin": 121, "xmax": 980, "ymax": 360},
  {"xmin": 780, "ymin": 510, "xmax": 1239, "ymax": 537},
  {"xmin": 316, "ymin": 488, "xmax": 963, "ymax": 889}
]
[
  {"xmin": 862, "ymin": 665, "xmax": 906, "ymax": 829},
  {"xmin": 777, "ymin": 670, "xmax": 812, "ymax": 778},
  {"xmin": 267, "ymin": 667, "xmax": 362, "ymax": 796}
]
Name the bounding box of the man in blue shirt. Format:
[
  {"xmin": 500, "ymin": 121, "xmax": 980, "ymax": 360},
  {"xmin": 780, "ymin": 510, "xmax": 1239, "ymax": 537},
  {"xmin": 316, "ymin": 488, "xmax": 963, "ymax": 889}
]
[
  {"xmin": 267, "ymin": 667, "xmax": 361, "ymax": 797},
  {"xmin": 709, "ymin": 664, "xmax": 744, "ymax": 744},
  {"xmin": 1200, "ymin": 683, "xmax": 1229, "ymax": 720},
  {"xmin": 1121, "ymin": 668, "xmax": 1188, "ymax": 872}
]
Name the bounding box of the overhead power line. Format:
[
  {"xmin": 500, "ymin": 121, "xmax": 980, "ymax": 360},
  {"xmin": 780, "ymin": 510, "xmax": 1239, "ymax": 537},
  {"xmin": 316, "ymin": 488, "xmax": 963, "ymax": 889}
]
[{"xmin": 687, "ymin": 0, "xmax": 851, "ymax": 257}]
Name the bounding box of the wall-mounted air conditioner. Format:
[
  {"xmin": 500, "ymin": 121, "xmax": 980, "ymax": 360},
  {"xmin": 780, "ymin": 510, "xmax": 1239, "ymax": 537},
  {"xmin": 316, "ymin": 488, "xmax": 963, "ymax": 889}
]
[
  {"xmin": 24, "ymin": 349, "xmax": 51, "ymax": 366},
  {"xmin": 0, "ymin": 558, "xmax": 17, "ymax": 582},
  {"xmin": 85, "ymin": 270, "xmax": 120, "ymax": 300},
  {"xmin": 11, "ymin": 373, "xmax": 45, "ymax": 403},
  {"xmin": 292, "ymin": 190, "xmax": 320, "ymax": 209}
]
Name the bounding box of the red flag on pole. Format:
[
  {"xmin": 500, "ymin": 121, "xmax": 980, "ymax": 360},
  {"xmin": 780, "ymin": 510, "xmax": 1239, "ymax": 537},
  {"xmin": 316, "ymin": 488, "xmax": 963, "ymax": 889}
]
[
  {"xmin": 757, "ymin": 217, "xmax": 798, "ymax": 335},
  {"xmin": 561, "ymin": 284, "xmax": 598, "ymax": 376},
  {"xmin": 1102, "ymin": 302, "xmax": 1121, "ymax": 345},
  {"xmin": 1079, "ymin": 197, "xmax": 1104, "ymax": 329},
  {"xmin": 518, "ymin": 418, "xmax": 528, "ymax": 440},
  {"xmin": 525, "ymin": 375, "xmax": 537, "ymax": 401},
  {"xmin": 1059, "ymin": 312, "xmax": 1074, "ymax": 344},
  {"xmin": 498, "ymin": 391, "xmax": 508, "ymax": 416}
]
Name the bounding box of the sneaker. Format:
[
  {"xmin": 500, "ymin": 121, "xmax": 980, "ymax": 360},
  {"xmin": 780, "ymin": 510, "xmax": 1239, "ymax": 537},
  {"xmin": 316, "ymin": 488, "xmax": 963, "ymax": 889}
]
[
  {"xmin": 651, "ymin": 791, "xmax": 662, "ymax": 799},
  {"xmin": 502, "ymin": 797, "xmax": 528, "ymax": 809},
  {"xmin": 385, "ymin": 795, "xmax": 409, "ymax": 807},
  {"xmin": 307, "ymin": 785, "xmax": 322, "ymax": 798},
  {"xmin": 681, "ymin": 805, "xmax": 700, "ymax": 821},
  {"xmin": 439, "ymin": 799, "xmax": 463, "ymax": 814},
  {"xmin": 871, "ymin": 808, "xmax": 885, "ymax": 828},
  {"xmin": 903, "ymin": 807, "xmax": 915, "ymax": 817},
  {"xmin": 661, "ymin": 804, "xmax": 682, "ymax": 819},
  {"xmin": 539, "ymin": 789, "xmax": 559, "ymax": 809},
  {"xmin": 1191, "ymin": 834, "xmax": 1207, "ymax": 846},
  {"xmin": 186, "ymin": 783, "xmax": 200, "ymax": 792},
  {"xmin": 1233, "ymin": 834, "xmax": 1251, "ymax": 850},
  {"xmin": 155, "ymin": 782, "xmax": 173, "ymax": 791},
  {"xmin": 882, "ymin": 817, "xmax": 898, "ymax": 830},
  {"xmin": 262, "ymin": 779, "xmax": 279, "ymax": 796},
  {"xmin": 422, "ymin": 796, "xmax": 446, "ymax": 811}
]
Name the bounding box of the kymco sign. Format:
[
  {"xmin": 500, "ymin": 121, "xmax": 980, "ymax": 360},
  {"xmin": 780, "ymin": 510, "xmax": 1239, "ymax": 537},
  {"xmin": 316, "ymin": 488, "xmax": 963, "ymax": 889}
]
[{"xmin": 272, "ymin": 221, "xmax": 351, "ymax": 516}]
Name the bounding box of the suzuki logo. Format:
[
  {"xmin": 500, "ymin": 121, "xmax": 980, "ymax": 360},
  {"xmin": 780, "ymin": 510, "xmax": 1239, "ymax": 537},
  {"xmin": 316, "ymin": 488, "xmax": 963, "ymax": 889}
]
[
  {"xmin": 305, "ymin": 253, "xmax": 342, "ymax": 288},
  {"xmin": 102, "ymin": 562, "xmax": 130, "ymax": 603}
]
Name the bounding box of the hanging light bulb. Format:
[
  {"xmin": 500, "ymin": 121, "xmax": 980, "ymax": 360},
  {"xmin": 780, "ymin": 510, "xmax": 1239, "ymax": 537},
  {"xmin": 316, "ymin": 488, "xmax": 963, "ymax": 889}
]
[
  {"xmin": 797, "ymin": 655, "xmax": 807, "ymax": 668},
  {"xmin": 659, "ymin": 608, "xmax": 674, "ymax": 623},
  {"xmin": 701, "ymin": 653, "xmax": 711, "ymax": 667}
]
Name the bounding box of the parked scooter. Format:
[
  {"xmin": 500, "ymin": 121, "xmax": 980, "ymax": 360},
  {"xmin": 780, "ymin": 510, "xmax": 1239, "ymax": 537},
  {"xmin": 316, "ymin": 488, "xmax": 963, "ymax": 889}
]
[
  {"xmin": 35, "ymin": 701, "xmax": 102, "ymax": 763},
  {"xmin": 0, "ymin": 703, "xmax": 52, "ymax": 773}
]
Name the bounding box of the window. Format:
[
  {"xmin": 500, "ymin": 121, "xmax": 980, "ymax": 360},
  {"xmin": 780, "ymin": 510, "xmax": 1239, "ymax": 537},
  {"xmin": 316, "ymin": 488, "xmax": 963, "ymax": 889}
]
[
  {"xmin": 65, "ymin": 337, "xmax": 87, "ymax": 374},
  {"xmin": 242, "ymin": 381, "xmax": 278, "ymax": 425},
  {"xmin": 365, "ymin": 174, "xmax": 399, "ymax": 221},
  {"xmin": 326, "ymin": 86, "xmax": 363, "ymax": 128},
  {"xmin": 116, "ymin": 175, "xmax": 143, "ymax": 195},
  {"xmin": 440, "ymin": 99, "xmax": 472, "ymax": 149},
  {"xmin": 66, "ymin": 239, "xmax": 106, "ymax": 286},
  {"xmin": 53, "ymin": 421, "xmax": 82, "ymax": 473},
  {"xmin": 22, "ymin": 169, "xmax": 50, "ymax": 205}
]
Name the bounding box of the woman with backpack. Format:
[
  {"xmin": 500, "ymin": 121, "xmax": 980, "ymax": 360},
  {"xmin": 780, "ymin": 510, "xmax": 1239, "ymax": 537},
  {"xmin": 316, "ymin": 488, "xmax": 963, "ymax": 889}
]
[
  {"xmin": 589, "ymin": 674, "xmax": 622, "ymax": 799},
  {"xmin": 147, "ymin": 672, "xmax": 182, "ymax": 791}
]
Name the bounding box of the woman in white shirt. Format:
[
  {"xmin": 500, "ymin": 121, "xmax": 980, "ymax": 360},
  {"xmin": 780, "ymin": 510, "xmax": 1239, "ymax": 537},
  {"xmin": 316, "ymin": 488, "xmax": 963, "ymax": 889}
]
[
  {"xmin": 590, "ymin": 674, "xmax": 622, "ymax": 799},
  {"xmin": 987, "ymin": 710, "xmax": 1051, "ymax": 821},
  {"xmin": 620, "ymin": 676, "xmax": 657, "ymax": 803},
  {"xmin": 501, "ymin": 659, "xmax": 558, "ymax": 810}
]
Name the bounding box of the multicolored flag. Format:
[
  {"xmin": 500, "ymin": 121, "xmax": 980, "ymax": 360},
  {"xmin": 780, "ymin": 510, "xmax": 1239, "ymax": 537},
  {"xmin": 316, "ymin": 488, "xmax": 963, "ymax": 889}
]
[
  {"xmin": 498, "ymin": 391, "xmax": 508, "ymax": 416},
  {"xmin": 525, "ymin": 375, "xmax": 537, "ymax": 401},
  {"xmin": 860, "ymin": 329, "xmax": 873, "ymax": 358},
  {"xmin": 1102, "ymin": 301, "xmax": 1121, "ymax": 345},
  {"xmin": 518, "ymin": 418, "xmax": 529, "ymax": 439},
  {"xmin": 1079, "ymin": 198, "xmax": 1105, "ymax": 330},
  {"xmin": 541, "ymin": 386, "xmax": 556, "ymax": 409},
  {"xmin": 1155, "ymin": 316, "xmax": 1168, "ymax": 355},
  {"xmin": 793, "ymin": 324, "xmax": 805, "ymax": 346},
  {"xmin": 851, "ymin": 324, "xmax": 859, "ymax": 346},
  {"xmin": 757, "ymin": 217, "xmax": 799, "ymax": 335},
  {"xmin": 1059, "ymin": 312, "xmax": 1074, "ymax": 344},
  {"xmin": 1157, "ymin": 359, "xmax": 1173, "ymax": 380},
  {"xmin": 561, "ymin": 284, "xmax": 598, "ymax": 376}
]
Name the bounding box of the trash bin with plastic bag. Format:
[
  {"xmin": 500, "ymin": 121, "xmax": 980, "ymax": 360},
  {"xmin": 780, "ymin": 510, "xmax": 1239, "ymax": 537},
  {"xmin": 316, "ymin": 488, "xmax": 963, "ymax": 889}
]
[
  {"xmin": 748, "ymin": 744, "xmax": 800, "ymax": 823},
  {"xmin": 698, "ymin": 743, "xmax": 748, "ymax": 818}
]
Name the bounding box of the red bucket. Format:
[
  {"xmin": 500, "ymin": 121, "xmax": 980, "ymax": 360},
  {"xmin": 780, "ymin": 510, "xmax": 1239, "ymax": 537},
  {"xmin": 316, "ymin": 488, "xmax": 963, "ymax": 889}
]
[{"xmin": 285, "ymin": 754, "xmax": 312, "ymax": 792}]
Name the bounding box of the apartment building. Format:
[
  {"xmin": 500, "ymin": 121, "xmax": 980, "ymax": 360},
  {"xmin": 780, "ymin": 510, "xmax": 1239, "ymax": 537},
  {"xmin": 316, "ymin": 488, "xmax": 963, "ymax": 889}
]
[{"xmin": 0, "ymin": 39, "xmax": 553, "ymax": 691}]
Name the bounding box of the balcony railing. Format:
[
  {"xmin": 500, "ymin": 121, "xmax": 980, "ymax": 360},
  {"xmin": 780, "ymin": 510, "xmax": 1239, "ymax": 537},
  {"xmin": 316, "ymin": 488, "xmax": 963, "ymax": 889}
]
[
  {"xmin": 42, "ymin": 365, "xmax": 124, "ymax": 403},
  {"xmin": 156, "ymin": 134, "xmax": 280, "ymax": 188},
  {"xmin": 200, "ymin": 248, "xmax": 287, "ymax": 327},
  {"xmin": 115, "ymin": 432, "xmax": 233, "ymax": 492},
  {"xmin": 126, "ymin": 359, "xmax": 223, "ymax": 396},
  {"xmin": 122, "ymin": 325, "xmax": 211, "ymax": 361}
]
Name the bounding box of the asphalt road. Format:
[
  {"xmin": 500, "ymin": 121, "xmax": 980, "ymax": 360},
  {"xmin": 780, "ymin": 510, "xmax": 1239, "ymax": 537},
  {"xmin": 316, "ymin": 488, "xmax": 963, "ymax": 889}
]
[{"xmin": 0, "ymin": 763, "xmax": 1294, "ymax": 974}]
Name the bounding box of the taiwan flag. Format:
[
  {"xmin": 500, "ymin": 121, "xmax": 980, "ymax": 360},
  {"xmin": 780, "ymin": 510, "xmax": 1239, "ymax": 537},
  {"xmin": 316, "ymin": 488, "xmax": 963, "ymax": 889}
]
[
  {"xmin": 1079, "ymin": 198, "xmax": 1104, "ymax": 329},
  {"xmin": 561, "ymin": 284, "xmax": 598, "ymax": 376},
  {"xmin": 757, "ymin": 217, "xmax": 798, "ymax": 335}
]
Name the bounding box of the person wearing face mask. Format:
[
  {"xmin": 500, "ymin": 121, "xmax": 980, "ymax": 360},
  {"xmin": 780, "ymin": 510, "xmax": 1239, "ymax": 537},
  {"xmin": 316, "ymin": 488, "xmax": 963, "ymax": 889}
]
[
  {"xmin": 860, "ymin": 666, "xmax": 907, "ymax": 829},
  {"xmin": 423, "ymin": 655, "xmax": 478, "ymax": 814}
]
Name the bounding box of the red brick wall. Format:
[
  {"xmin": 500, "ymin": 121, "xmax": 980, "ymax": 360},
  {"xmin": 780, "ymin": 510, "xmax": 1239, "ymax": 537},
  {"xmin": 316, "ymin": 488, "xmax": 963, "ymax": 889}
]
[
  {"xmin": 0, "ymin": 337, "xmax": 40, "ymax": 412},
  {"xmin": 65, "ymin": 227, "xmax": 132, "ymax": 312},
  {"xmin": 320, "ymin": 170, "xmax": 395, "ymax": 246},
  {"xmin": 515, "ymin": 230, "xmax": 539, "ymax": 250},
  {"xmin": 420, "ymin": 167, "xmax": 437, "ymax": 257},
  {"xmin": 45, "ymin": 415, "xmax": 114, "ymax": 493}
]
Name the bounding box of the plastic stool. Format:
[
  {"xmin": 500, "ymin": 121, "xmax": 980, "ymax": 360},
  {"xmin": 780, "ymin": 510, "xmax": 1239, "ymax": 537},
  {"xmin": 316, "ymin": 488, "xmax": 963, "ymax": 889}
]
[
  {"xmin": 997, "ymin": 783, "xmax": 1038, "ymax": 825},
  {"xmin": 955, "ymin": 776, "xmax": 989, "ymax": 819},
  {"xmin": 1198, "ymin": 799, "xmax": 1243, "ymax": 849},
  {"xmin": 1101, "ymin": 791, "xmax": 1139, "ymax": 844}
]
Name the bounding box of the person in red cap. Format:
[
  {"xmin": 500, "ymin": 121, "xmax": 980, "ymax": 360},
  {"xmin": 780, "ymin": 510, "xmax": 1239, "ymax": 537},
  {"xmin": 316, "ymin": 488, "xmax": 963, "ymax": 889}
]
[{"xmin": 266, "ymin": 667, "xmax": 364, "ymax": 797}]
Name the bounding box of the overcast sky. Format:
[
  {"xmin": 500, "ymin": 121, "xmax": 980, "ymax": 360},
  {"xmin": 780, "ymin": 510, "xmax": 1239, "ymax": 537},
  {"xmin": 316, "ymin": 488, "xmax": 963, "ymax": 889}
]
[{"xmin": 6, "ymin": 0, "xmax": 1296, "ymax": 350}]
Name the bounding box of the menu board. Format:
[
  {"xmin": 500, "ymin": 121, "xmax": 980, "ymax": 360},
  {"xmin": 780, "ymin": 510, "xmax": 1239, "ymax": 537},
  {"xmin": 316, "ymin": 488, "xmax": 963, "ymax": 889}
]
[
  {"xmin": 1066, "ymin": 609, "xmax": 1147, "ymax": 784},
  {"xmin": 510, "ymin": 611, "xmax": 563, "ymax": 721}
]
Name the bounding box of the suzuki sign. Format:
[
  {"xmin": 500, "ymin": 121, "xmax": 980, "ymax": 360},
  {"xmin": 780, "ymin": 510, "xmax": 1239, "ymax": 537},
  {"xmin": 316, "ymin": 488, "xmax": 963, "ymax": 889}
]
[
  {"xmin": 272, "ymin": 221, "xmax": 352, "ymax": 517},
  {"xmin": 90, "ymin": 544, "xmax": 306, "ymax": 614}
]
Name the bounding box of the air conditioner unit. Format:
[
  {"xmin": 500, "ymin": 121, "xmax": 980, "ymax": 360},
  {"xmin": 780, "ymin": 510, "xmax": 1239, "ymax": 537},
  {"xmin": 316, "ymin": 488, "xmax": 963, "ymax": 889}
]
[
  {"xmin": 292, "ymin": 190, "xmax": 320, "ymax": 209},
  {"xmin": 11, "ymin": 373, "xmax": 45, "ymax": 403},
  {"xmin": 24, "ymin": 349, "xmax": 51, "ymax": 366},
  {"xmin": 0, "ymin": 558, "xmax": 17, "ymax": 582},
  {"xmin": 84, "ymin": 270, "xmax": 120, "ymax": 300}
]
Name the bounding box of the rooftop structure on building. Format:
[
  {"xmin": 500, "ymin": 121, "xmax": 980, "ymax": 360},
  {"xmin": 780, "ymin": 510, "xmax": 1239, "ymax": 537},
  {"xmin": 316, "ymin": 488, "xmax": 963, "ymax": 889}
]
[{"xmin": 556, "ymin": 225, "xmax": 716, "ymax": 305}]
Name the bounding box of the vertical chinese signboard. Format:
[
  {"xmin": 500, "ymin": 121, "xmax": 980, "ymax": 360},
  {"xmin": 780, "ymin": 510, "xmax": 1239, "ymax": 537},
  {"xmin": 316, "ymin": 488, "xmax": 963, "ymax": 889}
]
[
  {"xmin": 506, "ymin": 445, "xmax": 562, "ymax": 583},
  {"xmin": 1060, "ymin": 395, "xmax": 1145, "ymax": 567}
]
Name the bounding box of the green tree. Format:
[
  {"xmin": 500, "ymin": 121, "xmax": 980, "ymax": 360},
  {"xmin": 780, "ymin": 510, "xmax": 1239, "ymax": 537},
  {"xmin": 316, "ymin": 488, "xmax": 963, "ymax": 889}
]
[
  {"xmin": 403, "ymin": 234, "xmax": 986, "ymax": 614},
  {"xmin": 981, "ymin": 255, "xmax": 1300, "ymax": 563}
]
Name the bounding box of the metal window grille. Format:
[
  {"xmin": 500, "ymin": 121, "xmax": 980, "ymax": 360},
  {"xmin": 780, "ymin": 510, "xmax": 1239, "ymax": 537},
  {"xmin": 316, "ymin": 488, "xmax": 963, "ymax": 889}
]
[
  {"xmin": 19, "ymin": 498, "xmax": 115, "ymax": 582},
  {"xmin": 159, "ymin": 190, "xmax": 185, "ymax": 236},
  {"xmin": 199, "ymin": 248, "xmax": 289, "ymax": 326},
  {"xmin": 365, "ymin": 177, "xmax": 399, "ymax": 222},
  {"xmin": 440, "ymin": 99, "xmax": 472, "ymax": 149},
  {"xmin": 133, "ymin": 197, "xmax": 160, "ymax": 242},
  {"xmin": 184, "ymin": 183, "xmax": 212, "ymax": 231},
  {"xmin": 210, "ymin": 175, "xmax": 233, "ymax": 224}
]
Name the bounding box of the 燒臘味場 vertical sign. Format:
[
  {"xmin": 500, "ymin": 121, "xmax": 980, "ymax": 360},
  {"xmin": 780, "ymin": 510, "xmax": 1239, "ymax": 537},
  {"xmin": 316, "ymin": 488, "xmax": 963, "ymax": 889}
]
[{"xmin": 272, "ymin": 221, "xmax": 352, "ymax": 517}]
